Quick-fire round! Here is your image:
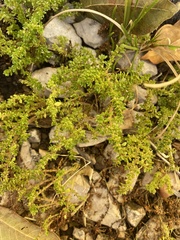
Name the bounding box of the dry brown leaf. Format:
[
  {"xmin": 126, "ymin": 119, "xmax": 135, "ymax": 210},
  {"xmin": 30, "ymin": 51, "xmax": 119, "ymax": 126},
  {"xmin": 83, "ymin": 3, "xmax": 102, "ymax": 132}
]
[
  {"xmin": 141, "ymin": 21, "xmax": 180, "ymax": 64},
  {"xmin": 155, "ymin": 22, "xmax": 180, "ymax": 45},
  {"xmin": 81, "ymin": 0, "xmax": 178, "ymax": 35},
  {"xmin": 0, "ymin": 207, "xmax": 61, "ymax": 240}
]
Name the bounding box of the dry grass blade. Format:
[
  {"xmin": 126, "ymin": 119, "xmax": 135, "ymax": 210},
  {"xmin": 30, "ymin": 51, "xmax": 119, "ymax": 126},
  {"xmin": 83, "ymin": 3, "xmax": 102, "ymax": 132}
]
[
  {"xmin": 150, "ymin": 141, "xmax": 180, "ymax": 176},
  {"xmin": 44, "ymin": 8, "xmax": 124, "ymax": 33},
  {"xmin": 144, "ymin": 74, "xmax": 180, "ymax": 88},
  {"xmin": 156, "ymin": 100, "xmax": 180, "ymax": 139}
]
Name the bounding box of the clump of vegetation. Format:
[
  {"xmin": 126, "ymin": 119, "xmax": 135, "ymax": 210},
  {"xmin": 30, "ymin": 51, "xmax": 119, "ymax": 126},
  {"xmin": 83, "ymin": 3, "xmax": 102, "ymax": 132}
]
[
  {"xmin": 0, "ymin": 0, "xmax": 179, "ymax": 234},
  {"xmin": 0, "ymin": 0, "xmax": 68, "ymax": 75}
]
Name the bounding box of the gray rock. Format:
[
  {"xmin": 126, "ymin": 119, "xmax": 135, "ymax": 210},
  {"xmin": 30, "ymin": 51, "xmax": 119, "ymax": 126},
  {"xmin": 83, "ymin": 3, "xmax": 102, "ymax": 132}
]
[
  {"xmin": 125, "ymin": 202, "xmax": 146, "ymax": 227},
  {"xmin": 73, "ymin": 227, "xmax": 85, "ymax": 240},
  {"xmin": 43, "ymin": 17, "xmax": 82, "ymax": 47},
  {"xmin": 64, "ymin": 174, "xmax": 90, "ymax": 205},
  {"xmin": 77, "ymin": 131, "xmax": 108, "ymax": 147},
  {"xmin": 85, "ymin": 233, "xmax": 94, "ymax": 240},
  {"xmin": 84, "ymin": 47, "xmax": 97, "ymax": 57},
  {"xmin": 28, "ymin": 129, "xmax": 41, "ymax": 143},
  {"xmin": 62, "ymin": 166, "xmax": 93, "ymax": 205},
  {"xmin": 73, "ymin": 18, "xmax": 106, "ymax": 48},
  {"xmin": 50, "ymin": 127, "xmax": 107, "ymax": 147},
  {"xmin": 63, "ymin": 4, "xmax": 76, "ymax": 24},
  {"xmin": 106, "ymin": 167, "xmax": 138, "ymax": 202},
  {"xmin": 32, "ymin": 67, "xmax": 58, "ymax": 97},
  {"xmin": 20, "ymin": 141, "xmax": 40, "ymax": 169},
  {"xmin": 92, "ymin": 171, "xmax": 101, "ymax": 182},
  {"xmin": 116, "ymin": 51, "xmax": 157, "ymax": 77},
  {"xmin": 0, "ymin": 191, "xmax": 17, "ymax": 208},
  {"xmin": 103, "ymin": 144, "xmax": 119, "ymax": 161},
  {"xmin": 121, "ymin": 109, "xmax": 144, "ymax": 131},
  {"xmin": 117, "ymin": 228, "xmax": 126, "ymax": 239},
  {"xmin": 140, "ymin": 59, "xmax": 158, "ymax": 76},
  {"xmin": 96, "ymin": 234, "xmax": 108, "ymax": 240},
  {"xmin": 84, "ymin": 181, "xmax": 126, "ymax": 230},
  {"xmin": 116, "ymin": 51, "xmax": 135, "ymax": 70},
  {"xmin": 133, "ymin": 85, "xmax": 157, "ymax": 104},
  {"xmin": 136, "ymin": 216, "xmax": 163, "ymax": 240},
  {"xmin": 64, "ymin": 173, "xmax": 90, "ymax": 205},
  {"xmin": 32, "ymin": 67, "xmax": 72, "ymax": 98},
  {"xmin": 127, "ymin": 85, "xmax": 157, "ymax": 109},
  {"xmin": 141, "ymin": 167, "xmax": 157, "ymax": 187},
  {"xmin": 49, "ymin": 127, "xmax": 70, "ymax": 144},
  {"xmin": 105, "ymin": 167, "xmax": 123, "ymax": 201},
  {"xmin": 134, "ymin": 54, "xmax": 158, "ymax": 76}
]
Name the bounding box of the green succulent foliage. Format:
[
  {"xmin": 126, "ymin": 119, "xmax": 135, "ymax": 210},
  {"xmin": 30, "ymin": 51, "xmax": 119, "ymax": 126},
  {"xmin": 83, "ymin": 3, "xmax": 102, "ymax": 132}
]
[
  {"xmin": 1, "ymin": 41, "xmax": 179, "ymax": 204},
  {"xmin": 0, "ymin": 0, "xmax": 67, "ymax": 75},
  {"xmin": 0, "ymin": 1, "xmax": 180, "ymax": 231}
]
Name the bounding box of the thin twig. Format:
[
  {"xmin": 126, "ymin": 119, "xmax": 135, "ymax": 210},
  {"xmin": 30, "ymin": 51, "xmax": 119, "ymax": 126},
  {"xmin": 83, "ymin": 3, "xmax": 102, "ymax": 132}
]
[
  {"xmin": 144, "ymin": 47, "xmax": 180, "ymax": 88},
  {"xmin": 144, "ymin": 74, "xmax": 180, "ymax": 88},
  {"xmin": 156, "ymin": 101, "xmax": 180, "ymax": 139},
  {"xmin": 62, "ymin": 160, "xmax": 91, "ymax": 186},
  {"xmin": 44, "ymin": 8, "xmax": 124, "ymax": 34},
  {"xmin": 150, "ymin": 141, "xmax": 169, "ymax": 163},
  {"xmin": 150, "ymin": 141, "xmax": 180, "ymax": 176}
]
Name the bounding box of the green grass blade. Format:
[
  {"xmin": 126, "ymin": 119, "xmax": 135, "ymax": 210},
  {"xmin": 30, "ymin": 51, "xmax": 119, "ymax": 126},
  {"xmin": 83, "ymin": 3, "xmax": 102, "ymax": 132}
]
[{"xmin": 123, "ymin": 0, "xmax": 132, "ymax": 28}]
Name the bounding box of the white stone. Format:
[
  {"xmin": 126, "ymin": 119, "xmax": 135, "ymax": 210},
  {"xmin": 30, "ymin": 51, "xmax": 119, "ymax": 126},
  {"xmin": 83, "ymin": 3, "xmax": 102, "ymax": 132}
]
[
  {"xmin": 125, "ymin": 202, "xmax": 146, "ymax": 227},
  {"xmin": 28, "ymin": 129, "xmax": 41, "ymax": 143},
  {"xmin": 32, "ymin": 67, "xmax": 72, "ymax": 98},
  {"xmin": 0, "ymin": 191, "xmax": 17, "ymax": 207},
  {"xmin": 116, "ymin": 51, "xmax": 158, "ymax": 77},
  {"xmin": 20, "ymin": 141, "xmax": 40, "ymax": 169},
  {"xmin": 74, "ymin": 18, "xmax": 106, "ymax": 48},
  {"xmin": 44, "ymin": 17, "xmax": 82, "ymax": 47},
  {"xmin": 50, "ymin": 127, "xmax": 107, "ymax": 147},
  {"xmin": 73, "ymin": 228, "xmax": 85, "ymax": 240},
  {"xmin": 49, "ymin": 127, "xmax": 69, "ymax": 144},
  {"xmin": 116, "ymin": 51, "xmax": 135, "ymax": 70},
  {"xmin": 96, "ymin": 235, "xmax": 107, "ymax": 240},
  {"xmin": 136, "ymin": 216, "xmax": 162, "ymax": 239},
  {"xmin": 140, "ymin": 60, "xmax": 158, "ymax": 76},
  {"xmin": 106, "ymin": 167, "xmax": 125, "ymax": 204},
  {"xmin": 62, "ymin": 166, "xmax": 92, "ymax": 205},
  {"xmin": 104, "ymin": 144, "xmax": 119, "ymax": 161},
  {"xmin": 32, "ymin": 67, "xmax": 58, "ymax": 97},
  {"xmin": 134, "ymin": 54, "xmax": 158, "ymax": 76},
  {"xmin": 84, "ymin": 182, "xmax": 126, "ymax": 230},
  {"xmin": 127, "ymin": 85, "xmax": 157, "ymax": 109},
  {"xmin": 85, "ymin": 233, "xmax": 94, "ymax": 240},
  {"xmin": 77, "ymin": 131, "xmax": 108, "ymax": 147}
]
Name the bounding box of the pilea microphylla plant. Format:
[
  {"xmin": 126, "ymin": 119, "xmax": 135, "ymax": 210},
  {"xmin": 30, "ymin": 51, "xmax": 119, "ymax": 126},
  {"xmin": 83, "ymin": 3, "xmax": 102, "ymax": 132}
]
[{"xmin": 0, "ymin": 0, "xmax": 180, "ymax": 231}]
